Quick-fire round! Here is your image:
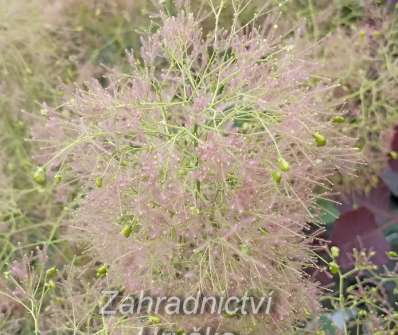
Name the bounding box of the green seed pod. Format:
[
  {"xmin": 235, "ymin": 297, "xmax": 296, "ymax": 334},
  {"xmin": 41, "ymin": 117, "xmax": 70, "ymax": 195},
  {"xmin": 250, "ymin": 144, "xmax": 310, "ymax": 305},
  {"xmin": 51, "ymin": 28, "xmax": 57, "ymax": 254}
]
[
  {"xmin": 148, "ymin": 315, "xmax": 161, "ymax": 325},
  {"xmin": 45, "ymin": 279, "xmax": 56, "ymax": 290},
  {"xmin": 54, "ymin": 174, "xmax": 62, "ymax": 184},
  {"xmin": 388, "ymin": 151, "xmax": 398, "ymax": 160},
  {"xmin": 46, "ymin": 267, "xmax": 58, "ymax": 278},
  {"xmin": 278, "ymin": 157, "xmax": 290, "ymax": 172},
  {"xmin": 332, "ymin": 115, "xmax": 345, "ymax": 124},
  {"xmin": 358, "ymin": 309, "xmax": 367, "ymax": 319},
  {"xmin": 242, "ymin": 122, "xmax": 250, "ymax": 131},
  {"xmin": 33, "ymin": 167, "xmax": 47, "ymax": 186},
  {"xmin": 96, "ymin": 264, "xmax": 108, "ymax": 278},
  {"xmin": 121, "ymin": 225, "xmax": 133, "ymax": 238},
  {"xmin": 313, "ymin": 132, "xmax": 327, "ymax": 147},
  {"xmin": 118, "ymin": 214, "xmax": 140, "ymax": 234},
  {"xmin": 331, "ymin": 246, "xmax": 340, "ymax": 258},
  {"xmin": 226, "ymin": 173, "xmax": 239, "ymax": 188},
  {"xmin": 240, "ymin": 244, "xmax": 250, "ymax": 256},
  {"xmin": 387, "ymin": 251, "xmax": 398, "ymax": 258},
  {"xmin": 190, "ymin": 206, "xmax": 200, "ymax": 215},
  {"xmin": 259, "ymin": 227, "xmax": 269, "ymax": 235},
  {"xmin": 224, "ymin": 310, "xmax": 239, "ymax": 318},
  {"xmin": 271, "ymin": 171, "xmax": 282, "ymax": 184},
  {"xmin": 328, "ymin": 261, "xmax": 340, "ymax": 275},
  {"xmin": 95, "ymin": 176, "xmax": 103, "ymax": 188}
]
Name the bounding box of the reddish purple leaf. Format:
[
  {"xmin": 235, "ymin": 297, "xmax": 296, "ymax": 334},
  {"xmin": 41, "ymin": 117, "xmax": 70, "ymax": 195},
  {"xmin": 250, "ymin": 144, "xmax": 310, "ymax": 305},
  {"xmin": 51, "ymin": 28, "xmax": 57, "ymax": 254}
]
[
  {"xmin": 329, "ymin": 207, "xmax": 389, "ymax": 269},
  {"xmin": 338, "ymin": 179, "xmax": 391, "ymax": 225},
  {"xmin": 381, "ymin": 168, "xmax": 398, "ymax": 197}
]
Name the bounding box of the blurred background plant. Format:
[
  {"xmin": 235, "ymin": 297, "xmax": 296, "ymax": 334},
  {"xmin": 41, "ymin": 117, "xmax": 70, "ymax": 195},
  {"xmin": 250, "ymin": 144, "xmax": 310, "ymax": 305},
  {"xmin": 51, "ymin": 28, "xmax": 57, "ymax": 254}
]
[
  {"xmin": 282, "ymin": 1, "xmax": 398, "ymax": 334},
  {"xmin": 0, "ymin": 0, "xmax": 152, "ymax": 332},
  {"xmin": 274, "ymin": 0, "xmax": 398, "ymax": 188}
]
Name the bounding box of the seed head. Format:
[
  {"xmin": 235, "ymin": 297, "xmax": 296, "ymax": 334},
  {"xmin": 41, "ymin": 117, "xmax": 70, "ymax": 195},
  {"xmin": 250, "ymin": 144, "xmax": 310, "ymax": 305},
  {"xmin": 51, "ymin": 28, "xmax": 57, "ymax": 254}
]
[
  {"xmin": 95, "ymin": 176, "xmax": 103, "ymax": 188},
  {"xmin": 96, "ymin": 264, "xmax": 108, "ymax": 278},
  {"xmin": 121, "ymin": 225, "xmax": 133, "ymax": 238},
  {"xmin": 388, "ymin": 151, "xmax": 398, "ymax": 160},
  {"xmin": 272, "ymin": 170, "xmax": 282, "ymax": 184},
  {"xmin": 33, "ymin": 167, "xmax": 47, "ymax": 186},
  {"xmin": 278, "ymin": 157, "xmax": 290, "ymax": 172},
  {"xmin": 313, "ymin": 132, "xmax": 327, "ymax": 147},
  {"xmin": 330, "ymin": 246, "xmax": 340, "ymax": 258},
  {"xmin": 46, "ymin": 267, "xmax": 58, "ymax": 278},
  {"xmin": 332, "ymin": 116, "xmax": 345, "ymax": 124},
  {"xmin": 328, "ymin": 261, "xmax": 340, "ymax": 275}
]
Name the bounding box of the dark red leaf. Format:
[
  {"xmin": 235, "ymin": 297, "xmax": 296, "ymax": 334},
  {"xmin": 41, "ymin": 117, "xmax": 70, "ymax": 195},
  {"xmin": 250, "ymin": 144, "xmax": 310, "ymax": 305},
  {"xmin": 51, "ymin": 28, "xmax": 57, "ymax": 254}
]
[
  {"xmin": 381, "ymin": 168, "xmax": 398, "ymax": 197},
  {"xmin": 329, "ymin": 207, "xmax": 389, "ymax": 269},
  {"xmin": 338, "ymin": 179, "xmax": 391, "ymax": 225}
]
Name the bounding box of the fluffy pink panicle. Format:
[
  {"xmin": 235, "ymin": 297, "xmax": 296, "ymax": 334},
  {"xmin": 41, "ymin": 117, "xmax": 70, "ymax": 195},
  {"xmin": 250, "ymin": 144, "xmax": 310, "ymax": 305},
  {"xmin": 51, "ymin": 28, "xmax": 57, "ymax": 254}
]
[{"xmin": 32, "ymin": 8, "xmax": 358, "ymax": 334}]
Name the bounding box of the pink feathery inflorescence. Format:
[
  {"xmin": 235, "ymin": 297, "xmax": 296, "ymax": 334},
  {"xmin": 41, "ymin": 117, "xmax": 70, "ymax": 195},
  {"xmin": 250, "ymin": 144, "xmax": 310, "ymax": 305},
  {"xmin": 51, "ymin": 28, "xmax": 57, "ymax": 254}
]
[{"xmin": 32, "ymin": 9, "xmax": 359, "ymax": 334}]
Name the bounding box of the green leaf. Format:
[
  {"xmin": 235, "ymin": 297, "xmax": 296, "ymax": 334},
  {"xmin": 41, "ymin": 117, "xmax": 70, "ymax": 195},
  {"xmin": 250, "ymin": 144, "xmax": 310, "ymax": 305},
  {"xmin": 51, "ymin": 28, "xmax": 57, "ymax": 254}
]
[
  {"xmin": 319, "ymin": 315, "xmax": 338, "ymax": 335},
  {"xmin": 160, "ymin": 0, "xmax": 177, "ymax": 17},
  {"xmin": 317, "ymin": 199, "xmax": 340, "ymax": 226}
]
